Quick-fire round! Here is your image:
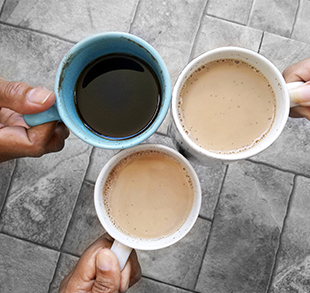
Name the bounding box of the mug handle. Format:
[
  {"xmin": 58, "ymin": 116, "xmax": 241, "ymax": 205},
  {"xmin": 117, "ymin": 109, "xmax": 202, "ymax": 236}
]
[
  {"xmin": 23, "ymin": 104, "xmax": 61, "ymax": 127},
  {"xmin": 287, "ymin": 81, "xmax": 307, "ymax": 108},
  {"xmin": 110, "ymin": 240, "xmax": 133, "ymax": 271}
]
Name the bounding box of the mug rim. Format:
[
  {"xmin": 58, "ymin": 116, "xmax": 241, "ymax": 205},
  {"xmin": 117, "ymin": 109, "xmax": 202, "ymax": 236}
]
[
  {"xmin": 171, "ymin": 46, "xmax": 290, "ymax": 161},
  {"xmin": 54, "ymin": 32, "xmax": 172, "ymax": 149},
  {"xmin": 94, "ymin": 143, "xmax": 201, "ymax": 250}
]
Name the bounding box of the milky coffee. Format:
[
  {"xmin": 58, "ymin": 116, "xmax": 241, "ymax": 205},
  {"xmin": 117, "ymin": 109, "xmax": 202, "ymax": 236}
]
[
  {"xmin": 102, "ymin": 150, "xmax": 195, "ymax": 239},
  {"xmin": 178, "ymin": 58, "xmax": 277, "ymax": 154}
]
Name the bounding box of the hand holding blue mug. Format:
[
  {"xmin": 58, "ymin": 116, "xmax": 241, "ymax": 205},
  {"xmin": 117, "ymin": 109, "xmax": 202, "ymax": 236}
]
[{"xmin": 24, "ymin": 32, "xmax": 171, "ymax": 149}]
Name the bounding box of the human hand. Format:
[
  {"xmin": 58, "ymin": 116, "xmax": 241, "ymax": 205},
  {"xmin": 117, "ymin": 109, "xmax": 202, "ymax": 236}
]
[
  {"xmin": 0, "ymin": 78, "xmax": 69, "ymax": 162},
  {"xmin": 59, "ymin": 233, "xmax": 141, "ymax": 293},
  {"xmin": 283, "ymin": 58, "xmax": 310, "ymax": 120}
]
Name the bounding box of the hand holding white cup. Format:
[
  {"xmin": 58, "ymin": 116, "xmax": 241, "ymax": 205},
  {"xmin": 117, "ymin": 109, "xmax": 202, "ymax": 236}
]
[
  {"xmin": 170, "ymin": 47, "xmax": 309, "ymax": 164},
  {"xmin": 94, "ymin": 144, "xmax": 201, "ymax": 270}
]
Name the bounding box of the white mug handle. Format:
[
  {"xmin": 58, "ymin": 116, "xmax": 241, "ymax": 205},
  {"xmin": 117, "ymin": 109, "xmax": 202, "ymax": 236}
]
[
  {"xmin": 110, "ymin": 240, "xmax": 133, "ymax": 271},
  {"xmin": 287, "ymin": 81, "xmax": 307, "ymax": 108}
]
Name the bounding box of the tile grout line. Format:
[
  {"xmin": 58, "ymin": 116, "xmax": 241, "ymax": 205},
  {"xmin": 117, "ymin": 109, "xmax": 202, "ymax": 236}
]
[
  {"xmin": 128, "ymin": 0, "xmax": 141, "ymax": 33},
  {"xmin": 192, "ymin": 164, "xmax": 230, "ymax": 291},
  {"xmin": 246, "ymin": 0, "xmax": 256, "ymax": 26},
  {"xmin": 0, "ymin": 20, "xmax": 76, "ymax": 44},
  {"xmin": 0, "ymin": 230, "xmax": 62, "ymax": 253},
  {"xmin": 58, "ymin": 147, "xmax": 95, "ymax": 253},
  {"xmin": 142, "ymin": 275, "xmax": 199, "ymax": 292},
  {"xmin": 0, "ymin": 0, "xmax": 7, "ymax": 18},
  {"xmin": 290, "ymin": 0, "xmax": 301, "ymax": 39},
  {"xmin": 0, "ymin": 159, "xmax": 17, "ymax": 217},
  {"xmin": 246, "ymin": 158, "xmax": 310, "ymax": 180},
  {"xmin": 187, "ymin": 0, "xmax": 210, "ymax": 62},
  {"xmin": 265, "ymin": 174, "xmax": 297, "ymax": 293},
  {"xmin": 257, "ymin": 31, "xmax": 265, "ymax": 53}
]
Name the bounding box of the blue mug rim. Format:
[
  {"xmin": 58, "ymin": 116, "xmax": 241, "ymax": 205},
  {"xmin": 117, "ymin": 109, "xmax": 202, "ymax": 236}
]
[{"xmin": 54, "ymin": 32, "xmax": 171, "ymax": 149}]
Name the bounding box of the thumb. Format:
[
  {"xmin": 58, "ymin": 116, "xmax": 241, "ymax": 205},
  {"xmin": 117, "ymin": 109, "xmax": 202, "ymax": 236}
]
[
  {"xmin": 0, "ymin": 78, "xmax": 55, "ymax": 114},
  {"xmin": 92, "ymin": 249, "xmax": 121, "ymax": 293},
  {"xmin": 289, "ymin": 82, "xmax": 310, "ymax": 107}
]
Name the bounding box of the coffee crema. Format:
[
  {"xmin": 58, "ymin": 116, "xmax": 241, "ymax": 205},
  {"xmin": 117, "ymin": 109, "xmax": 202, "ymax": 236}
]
[
  {"xmin": 102, "ymin": 150, "xmax": 195, "ymax": 239},
  {"xmin": 178, "ymin": 58, "xmax": 277, "ymax": 154}
]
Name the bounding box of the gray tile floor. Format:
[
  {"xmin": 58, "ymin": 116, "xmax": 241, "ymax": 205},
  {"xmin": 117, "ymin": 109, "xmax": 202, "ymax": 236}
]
[{"xmin": 0, "ymin": 0, "xmax": 310, "ymax": 292}]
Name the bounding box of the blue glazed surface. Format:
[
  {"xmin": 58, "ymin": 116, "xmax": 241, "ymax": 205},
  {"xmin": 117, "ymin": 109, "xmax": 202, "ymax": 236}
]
[
  {"xmin": 56, "ymin": 32, "xmax": 171, "ymax": 149},
  {"xmin": 26, "ymin": 32, "xmax": 171, "ymax": 149}
]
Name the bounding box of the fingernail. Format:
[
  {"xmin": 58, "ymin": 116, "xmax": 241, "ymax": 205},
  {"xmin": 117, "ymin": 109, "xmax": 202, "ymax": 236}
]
[
  {"xmin": 97, "ymin": 249, "xmax": 113, "ymax": 271},
  {"xmin": 27, "ymin": 86, "xmax": 53, "ymax": 105},
  {"xmin": 289, "ymin": 84, "xmax": 310, "ymax": 107}
]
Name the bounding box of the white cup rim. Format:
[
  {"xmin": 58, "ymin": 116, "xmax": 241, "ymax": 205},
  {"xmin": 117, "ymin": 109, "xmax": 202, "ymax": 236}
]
[
  {"xmin": 94, "ymin": 144, "xmax": 201, "ymax": 250},
  {"xmin": 171, "ymin": 46, "xmax": 290, "ymax": 161}
]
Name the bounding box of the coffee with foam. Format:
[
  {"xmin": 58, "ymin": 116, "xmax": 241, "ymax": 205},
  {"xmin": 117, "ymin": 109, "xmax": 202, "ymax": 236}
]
[
  {"xmin": 178, "ymin": 58, "xmax": 277, "ymax": 154},
  {"xmin": 102, "ymin": 150, "xmax": 195, "ymax": 239}
]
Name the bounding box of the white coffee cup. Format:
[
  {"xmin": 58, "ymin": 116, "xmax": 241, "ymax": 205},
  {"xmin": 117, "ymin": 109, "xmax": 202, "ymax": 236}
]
[
  {"xmin": 94, "ymin": 144, "xmax": 201, "ymax": 270},
  {"xmin": 170, "ymin": 46, "xmax": 306, "ymax": 164}
]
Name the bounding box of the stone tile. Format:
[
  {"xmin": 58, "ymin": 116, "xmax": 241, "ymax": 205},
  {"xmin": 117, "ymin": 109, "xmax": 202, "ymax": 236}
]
[
  {"xmin": 49, "ymin": 253, "xmax": 79, "ymax": 293},
  {"xmin": 206, "ymin": 0, "xmax": 253, "ymax": 25},
  {"xmin": 192, "ymin": 15, "xmax": 263, "ymax": 58},
  {"xmin": 0, "ymin": 135, "xmax": 92, "ymax": 249},
  {"xmin": 270, "ymin": 255, "xmax": 310, "ymax": 293},
  {"xmin": 248, "ymin": 0, "xmax": 299, "ymax": 38},
  {"xmin": 291, "ymin": 0, "xmax": 310, "ymax": 44},
  {"xmin": 145, "ymin": 132, "xmax": 175, "ymax": 148},
  {"xmin": 250, "ymin": 118, "xmax": 310, "ymax": 176},
  {"xmin": 0, "ymin": 0, "xmax": 5, "ymax": 13},
  {"xmin": 270, "ymin": 175, "xmax": 310, "ymax": 291},
  {"xmin": 128, "ymin": 277, "xmax": 190, "ymax": 293},
  {"xmin": 130, "ymin": 0, "xmax": 207, "ymax": 84},
  {"xmin": 0, "ymin": 160, "xmax": 16, "ymax": 212},
  {"xmin": 62, "ymin": 181, "xmax": 105, "ymax": 256},
  {"xmin": 192, "ymin": 162, "xmax": 226, "ymax": 220},
  {"xmin": 0, "ymin": 0, "xmax": 139, "ymax": 43},
  {"xmin": 85, "ymin": 148, "xmax": 119, "ymax": 183},
  {"xmin": 259, "ymin": 32, "xmax": 310, "ymax": 73},
  {"xmin": 138, "ymin": 217, "xmax": 211, "ymax": 290},
  {"xmin": 0, "ymin": 23, "xmax": 73, "ymax": 90},
  {"xmin": 156, "ymin": 109, "xmax": 171, "ymax": 136},
  {"xmin": 196, "ymin": 160, "xmax": 293, "ymax": 293},
  {"xmin": 0, "ymin": 233, "xmax": 59, "ymax": 293}
]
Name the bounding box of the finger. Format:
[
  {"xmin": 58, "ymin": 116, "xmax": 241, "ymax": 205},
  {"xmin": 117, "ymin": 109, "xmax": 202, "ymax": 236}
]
[
  {"xmin": 59, "ymin": 236, "xmax": 114, "ymax": 293},
  {"xmin": 92, "ymin": 248, "xmax": 121, "ymax": 293},
  {"xmin": 119, "ymin": 260, "xmax": 131, "ymax": 292},
  {"xmin": 127, "ymin": 250, "xmax": 141, "ymax": 288},
  {"xmin": 42, "ymin": 123, "xmax": 70, "ymax": 154},
  {"xmin": 26, "ymin": 121, "xmax": 59, "ymax": 156},
  {"xmin": 0, "ymin": 121, "xmax": 58, "ymax": 161},
  {"xmin": 119, "ymin": 250, "xmax": 141, "ymax": 292},
  {"xmin": 290, "ymin": 106, "xmax": 310, "ymax": 121},
  {"xmin": 0, "ymin": 78, "xmax": 55, "ymax": 114},
  {"xmin": 289, "ymin": 82, "xmax": 310, "ymax": 107},
  {"xmin": 283, "ymin": 58, "xmax": 310, "ymax": 83}
]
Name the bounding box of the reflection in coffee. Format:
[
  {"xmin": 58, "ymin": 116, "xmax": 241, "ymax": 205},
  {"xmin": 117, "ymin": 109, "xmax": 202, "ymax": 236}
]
[
  {"xmin": 74, "ymin": 53, "xmax": 161, "ymax": 140},
  {"xmin": 102, "ymin": 150, "xmax": 195, "ymax": 239},
  {"xmin": 178, "ymin": 58, "xmax": 276, "ymax": 154}
]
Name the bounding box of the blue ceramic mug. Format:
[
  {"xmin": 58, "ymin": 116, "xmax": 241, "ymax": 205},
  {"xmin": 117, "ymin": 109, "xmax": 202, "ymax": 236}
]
[{"xmin": 23, "ymin": 32, "xmax": 171, "ymax": 149}]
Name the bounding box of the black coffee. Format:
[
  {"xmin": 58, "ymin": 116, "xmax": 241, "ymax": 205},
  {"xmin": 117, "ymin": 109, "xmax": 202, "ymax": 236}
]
[{"xmin": 74, "ymin": 53, "xmax": 161, "ymax": 139}]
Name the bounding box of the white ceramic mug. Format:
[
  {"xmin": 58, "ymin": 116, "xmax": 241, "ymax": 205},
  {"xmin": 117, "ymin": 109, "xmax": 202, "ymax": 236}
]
[
  {"xmin": 94, "ymin": 144, "xmax": 201, "ymax": 270},
  {"xmin": 170, "ymin": 46, "xmax": 306, "ymax": 164}
]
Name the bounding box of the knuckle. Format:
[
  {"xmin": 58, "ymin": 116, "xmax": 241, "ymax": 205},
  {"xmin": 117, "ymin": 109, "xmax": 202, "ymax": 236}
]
[
  {"xmin": 4, "ymin": 81, "xmax": 29, "ymax": 99},
  {"xmin": 30, "ymin": 145, "xmax": 46, "ymax": 157},
  {"xmin": 27, "ymin": 134, "xmax": 46, "ymax": 157},
  {"xmin": 92, "ymin": 279, "xmax": 119, "ymax": 293}
]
